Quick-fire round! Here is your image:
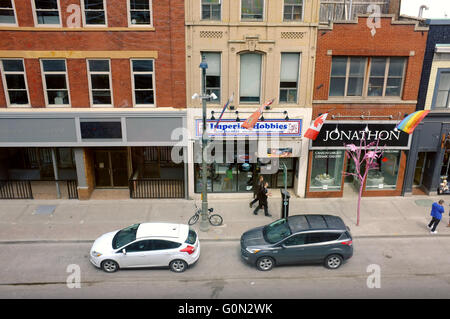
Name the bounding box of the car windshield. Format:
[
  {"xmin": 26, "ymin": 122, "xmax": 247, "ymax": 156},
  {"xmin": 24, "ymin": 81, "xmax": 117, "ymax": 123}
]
[
  {"xmin": 263, "ymin": 219, "xmax": 292, "ymax": 244},
  {"xmin": 112, "ymin": 224, "xmax": 140, "ymax": 249}
]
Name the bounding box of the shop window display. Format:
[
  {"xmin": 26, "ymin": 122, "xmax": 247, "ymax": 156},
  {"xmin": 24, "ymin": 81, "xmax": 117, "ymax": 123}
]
[
  {"xmin": 310, "ymin": 150, "xmax": 344, "ymax": 191},
  {"xmin": 365, "ymin": 150, "xmax": 400, "ymax": 190}
]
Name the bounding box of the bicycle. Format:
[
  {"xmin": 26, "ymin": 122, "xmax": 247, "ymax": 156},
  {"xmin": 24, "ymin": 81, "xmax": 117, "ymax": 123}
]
[{"xmin": 188, "ymin": 203, "xmax": 223, "ymax": 226}]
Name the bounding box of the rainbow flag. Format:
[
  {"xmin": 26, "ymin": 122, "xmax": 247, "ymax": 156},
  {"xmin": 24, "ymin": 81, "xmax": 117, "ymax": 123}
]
[{"xmin": 396, "ymin": 110, "xmax": 430, "ymax": 134}]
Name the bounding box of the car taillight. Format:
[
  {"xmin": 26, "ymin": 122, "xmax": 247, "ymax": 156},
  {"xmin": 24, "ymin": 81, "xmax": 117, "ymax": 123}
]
[
  {"xmin": 180, "ymin": 245, "xmax": 195, "ymax": 255},
  {"xmin": 341, "ymin": 240, "xmax": 353, "ymax": 246}
]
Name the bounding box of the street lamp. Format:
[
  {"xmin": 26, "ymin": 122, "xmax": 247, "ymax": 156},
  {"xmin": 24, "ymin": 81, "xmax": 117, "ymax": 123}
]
[{"xmin": 192, "ymin": 55, "xmax": 218, "ymax": 232}]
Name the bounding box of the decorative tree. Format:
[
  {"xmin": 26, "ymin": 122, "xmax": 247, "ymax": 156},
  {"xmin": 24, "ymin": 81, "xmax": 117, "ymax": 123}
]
[{"xmin": 344, "ymin": 135, "xmax": 385, "ymax": 226}]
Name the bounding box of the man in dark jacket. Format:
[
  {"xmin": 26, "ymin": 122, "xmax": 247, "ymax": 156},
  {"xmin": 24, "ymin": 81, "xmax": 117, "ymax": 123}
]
[
  {"xmin": 428, "ymin": 199, "xmax": 445, "ymax": 234},
  {"xmin": 249, "ymin": 175, "xmax": 264, "ymax": 208},
  {"xmin": 253, "ymin": 182, "xmax": 272, "ymax": 217}
]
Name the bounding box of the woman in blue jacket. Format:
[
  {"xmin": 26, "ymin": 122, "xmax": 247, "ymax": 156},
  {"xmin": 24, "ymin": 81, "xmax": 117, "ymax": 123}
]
[{"xmin": 428, "ymin": 199, "xmax": 445, "ymax": 234}]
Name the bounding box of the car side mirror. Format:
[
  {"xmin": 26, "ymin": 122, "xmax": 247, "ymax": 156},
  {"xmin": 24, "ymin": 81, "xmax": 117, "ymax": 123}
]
[{"xmin": 122, "ymin": 249, "xmax": 127, "ymax": 255}]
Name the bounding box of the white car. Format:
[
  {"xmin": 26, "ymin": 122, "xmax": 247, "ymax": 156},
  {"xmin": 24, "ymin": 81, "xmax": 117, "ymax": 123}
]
[{"xmin": 89, "ymin": 223, "xmax": 200, "ymax": 273}]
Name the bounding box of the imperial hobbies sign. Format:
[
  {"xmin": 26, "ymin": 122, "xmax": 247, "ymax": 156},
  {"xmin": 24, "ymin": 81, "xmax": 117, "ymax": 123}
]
[
  {"xmin": 310, "ymin": 123, "xmax": 411, "ymax": 149},
  {"xmin": 195, "ymin": 119, "xmax": 302, "ymax": 137}
]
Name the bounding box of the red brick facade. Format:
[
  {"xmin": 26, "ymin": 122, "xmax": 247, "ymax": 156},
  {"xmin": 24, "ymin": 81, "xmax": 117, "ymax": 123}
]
[
  {"xmin": 0, "ymin": 0, "xmax": 186, "ymax": 108},
  {"xmin": 307, "ymin": 16, "xmax": 428, "ymax": 198},
  {"xmin": 313, "ymin": 16, "xmax": 428, "ymax": 118}
]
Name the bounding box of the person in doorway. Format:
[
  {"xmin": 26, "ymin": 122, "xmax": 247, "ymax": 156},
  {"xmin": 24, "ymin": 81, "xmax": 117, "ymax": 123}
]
[
  {"xmin": 253, "ymin": 182, "xmax": 272, "ymax": 217},
  {"xmin": 427, "ymin": 199, "xmax": 445, "ymax": 234},
  {"xmin": 250, "ymin": 175, "xmax": 264, "ymax": 208},
  {"xmin": 223, "ymin": 165, "xmax": 234, "ymax": 191}
]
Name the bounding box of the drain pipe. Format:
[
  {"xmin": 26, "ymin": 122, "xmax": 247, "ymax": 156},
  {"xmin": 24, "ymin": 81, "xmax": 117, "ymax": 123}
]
[
  {"xmin": 418, "ymin": 5, "xmax": 429, "ymax": 18},
  {"xmin": 51, "ymin": 148, "xmax": 61, "ymax": 199}
]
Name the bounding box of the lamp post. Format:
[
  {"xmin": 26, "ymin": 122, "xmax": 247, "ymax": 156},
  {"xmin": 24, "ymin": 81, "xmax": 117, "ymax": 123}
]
[
  {"xmin": 199, "ymin": 55, "xmax": 209, "ymax": 232},
  {"xmin": 192, "ymin": 55, "xmax": 218, "ymax": 232}
]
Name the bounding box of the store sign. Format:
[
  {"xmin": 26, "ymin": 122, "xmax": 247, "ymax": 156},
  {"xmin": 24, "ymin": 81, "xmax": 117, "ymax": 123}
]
[
  {"xmin": 310, "ymin": 123, "xmax": 411, "ymax": 149},
  {"xmin": 195, "ymin": 119, "xmax": 302, "ymax": 137}
]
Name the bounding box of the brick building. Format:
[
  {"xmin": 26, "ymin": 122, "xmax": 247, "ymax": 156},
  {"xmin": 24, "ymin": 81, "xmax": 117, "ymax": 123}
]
[
  {"xmin": 306, "ymin": 12, "xmax": 428, "ymax": 198},
  {"xmin": 0, "ymin": 0, "xmax": 187, "ymax": 200}
]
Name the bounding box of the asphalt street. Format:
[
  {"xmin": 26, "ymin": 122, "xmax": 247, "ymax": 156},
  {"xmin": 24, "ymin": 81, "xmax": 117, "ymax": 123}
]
[{"xmin": 1, "ymin": 236, "xmax": 450, "ymax": 299}]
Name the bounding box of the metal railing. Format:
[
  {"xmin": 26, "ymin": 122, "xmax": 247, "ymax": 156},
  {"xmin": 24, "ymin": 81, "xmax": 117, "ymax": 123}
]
[
  {"xmin": 66, "ymin": 180, "xmax": 79, "ymax": 199},
  {"xmin": 0, "ymin": 180, "xmax": 33, "ymax": 199},
  {"xmin": 0, "ymin": 180, "xmax": 78, "ymax": 200},
  {"xmin": 319, "ymin": 0, "xmax": 391, "ymax": 23},
  {"xmin": 129, "ymin": 179, "xmax": 185, "ymax": 199}
]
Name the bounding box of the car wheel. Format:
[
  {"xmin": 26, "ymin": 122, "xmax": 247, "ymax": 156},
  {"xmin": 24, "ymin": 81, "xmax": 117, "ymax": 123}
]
[
  {"xmin": 101, "ymin": 260, "xmax": 119, "ymax": 273},
  {"xmin": 256, "ymin": 256, "xmax": 275, "ymax": 271},
  {"xmin": 324, "ymin": 254, "xmax": 343, "ymax": 269},
  {"xmin": 170, "ymin": 259, "xmax": 188, "ymax": 273}
]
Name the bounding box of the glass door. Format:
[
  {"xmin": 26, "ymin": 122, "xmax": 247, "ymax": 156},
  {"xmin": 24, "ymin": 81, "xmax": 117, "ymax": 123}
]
[
  {"xmin": 413, "ymin": 152, "xmax": 427, "ymax": 187},
  {"xmin": 94, "ymin": 150, "xmax": 112, "ymax": 187},
  {"xmin": 94, "ymin": 150, "xmax": 129, "ymax": 188},
  {"xmin": 110, "ymin": 151, "xmax": 129, "ymax": 187}
]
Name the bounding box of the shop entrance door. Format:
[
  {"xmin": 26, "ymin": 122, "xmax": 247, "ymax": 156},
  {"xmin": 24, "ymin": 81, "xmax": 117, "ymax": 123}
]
[
  {"xmin": 413, "ymin": 152, "xmax": 429, "ymax": 188},
  {"xmin": 94, "ymin": 150, "xmax": 129, "ymax": 188}
]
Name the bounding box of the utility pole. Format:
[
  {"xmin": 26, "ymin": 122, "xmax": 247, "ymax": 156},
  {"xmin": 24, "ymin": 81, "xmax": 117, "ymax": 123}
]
[{"xmin": 199, "ymin": 55, "xmax": 209, "ymax": 232}]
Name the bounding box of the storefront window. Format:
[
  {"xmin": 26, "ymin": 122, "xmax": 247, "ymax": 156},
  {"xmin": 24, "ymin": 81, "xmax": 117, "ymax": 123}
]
[
  {"xmin": 309, "ymin": 150, "xmax": 344, "ymax": 191},
  {"xmin": 194, "ymin": 140, "xmax": 296, "ymax": 193},
  {"xmin": 365, "ymin": 150, "xmax": 400, "ymax": 190}
]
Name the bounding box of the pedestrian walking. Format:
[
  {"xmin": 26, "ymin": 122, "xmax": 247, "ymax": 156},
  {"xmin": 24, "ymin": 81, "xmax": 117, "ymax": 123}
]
[
  {"xmin": 427, "ymin": 199, "xmax": 445, "ymax": 234},
  {"xmin": 249, "ymin": 175, "xmax": 264, "ymax": 208},
  {"xmin": 253, "ymin": 182, "xmax": 272, "ymax": 217}
]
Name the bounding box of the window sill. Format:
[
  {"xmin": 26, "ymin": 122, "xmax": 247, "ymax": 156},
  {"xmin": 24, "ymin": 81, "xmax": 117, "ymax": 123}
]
[
  {"xmin": 313, "ymin": 98, "xmax": 417, "ymax": 104},
  {"xmin": 0, "ymin": 26, "xmax": 155, "ymax": 32}
]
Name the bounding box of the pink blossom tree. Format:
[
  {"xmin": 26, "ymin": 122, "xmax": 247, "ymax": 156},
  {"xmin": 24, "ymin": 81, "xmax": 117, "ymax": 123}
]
[{"xmin": 344, "ymin": 135, "xmax": 385, "ymax": 226}]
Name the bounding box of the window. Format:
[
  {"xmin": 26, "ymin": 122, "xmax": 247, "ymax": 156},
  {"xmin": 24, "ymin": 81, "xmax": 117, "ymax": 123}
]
[
  {"xmin": 283, "ymin": 0, "xmax": 303, "ymax": 21},
  {"xmin": 330, "ymin": 57, "xmax": 367, "ymax": 97},
  {"xmin": 279, "ymin": 53, "xmax": 300, "ymax": 103},
  {"xmin": 365, "ymin": 150, "xmax": 401, "ymax": 190},
  {"xmin": 41, "ymin": 59, "xmax": 70, "ymax": 107},
  {"xmin": 112, "ymin": 224, "xmax": 139, "ymax": 249},
  {"xmin": 284, "ymin": 233, "xmax": 307, "ymax": 246},
  {"xmin": 202, "ymin": 52, "xmax": 221, "ymax": 103},
  {"xmin": 131, "ymin": 59, "xmax": 155, "ymax": 106},
  {"xmin": 0, "ymin": 0, "xmax": 16, "ymax": 24},
  {"xmin": 240, "ymin": 53, "xmax": 262, "ymax": 103},
  {"xmin": 125, "ymin": 240, "xmax": 151, "ymax": 252},
  {"xmin": 82, "ymin": 0, "xmax": 107, "ymax": 26},
  {"xmin": 87, "ymin": 59, "xmax": 112, "ymax": 106},
  {"xmin": 152, "ymin": 240, "xmax": 182, "ymax": 250},
  {"xmin": 433, "ymin": 71, "xmax": 450, "ymax": 109},
  {"xmin": 202, "ymin": 0, "xmax": 221, "ymax": 20},
  {"xmin": 263, "ymin": 219, "xmax": 292, "ymax": 244},
  {"xmin": 129, "ymin": 0, "xmax": 152, "ymax": 26},
  {"xmin": 241, "ymin": 0, "xmax": 263, "ymax": 20},
  {"xmin": 33, "ymin": 0, "xmax": 61, "ymax": 26},
  {"xmin": 0, "ymin": 59, "xmax": 30, "ymax": 107},
  {"xmin": 329, "ymin": 57, "xmax": 406, "ymax": 98},
  {"xmin": 309, "ymin": 150, "xmax": 345, "ymax": 192}
]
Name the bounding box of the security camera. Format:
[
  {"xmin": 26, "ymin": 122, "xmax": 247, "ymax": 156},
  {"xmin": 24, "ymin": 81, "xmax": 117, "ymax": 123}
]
[
  {"xmin": 210, "ymin": 92, "xmax": 218, "ymax": 100},
  {"xmin": 192, "ymin": 93, "xmax": 199, "ymax": 100}
]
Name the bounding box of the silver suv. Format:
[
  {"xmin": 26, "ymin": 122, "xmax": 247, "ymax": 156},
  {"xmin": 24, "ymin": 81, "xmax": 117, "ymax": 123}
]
[{"xmin": 240, "ymin": 215, "xmax": 353, "ymax": 271}]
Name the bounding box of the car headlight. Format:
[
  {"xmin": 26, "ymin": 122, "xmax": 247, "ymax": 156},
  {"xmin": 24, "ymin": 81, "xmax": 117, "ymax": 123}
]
[
  {"xmin": 91, "ymin": 251, "xmax": 102, "ymax": 257},
  {"xmin": 246, "ymin": 248, "xmax": 261, "ymax": 254}
]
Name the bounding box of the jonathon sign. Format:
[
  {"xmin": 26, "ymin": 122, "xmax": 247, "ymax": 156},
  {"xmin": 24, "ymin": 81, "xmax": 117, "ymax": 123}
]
[
  {"xmin": 195, "ymin": 119, "xmax": 302, "ymax": 137},
  {"xmin": 311, "ymin": 123, "xmax": 411, "ymax": 149}
]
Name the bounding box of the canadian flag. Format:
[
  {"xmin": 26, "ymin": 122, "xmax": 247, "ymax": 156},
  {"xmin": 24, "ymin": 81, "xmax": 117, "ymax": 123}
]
[{"xmin": 304, "ymin": 113, "xmax": 328, "ymax": 140}]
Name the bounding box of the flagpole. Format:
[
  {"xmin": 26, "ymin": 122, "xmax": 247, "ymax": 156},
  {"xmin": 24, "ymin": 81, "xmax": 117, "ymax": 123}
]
[{"xmin": 200, "ymin": 55, "xmax": 209, "ymax": 232}]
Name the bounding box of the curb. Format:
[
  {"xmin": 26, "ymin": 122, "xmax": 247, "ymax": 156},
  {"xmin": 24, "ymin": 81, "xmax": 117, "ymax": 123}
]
[{"xmin": 1, "ymin": 233, "xmax": 450, "ymax": 244}]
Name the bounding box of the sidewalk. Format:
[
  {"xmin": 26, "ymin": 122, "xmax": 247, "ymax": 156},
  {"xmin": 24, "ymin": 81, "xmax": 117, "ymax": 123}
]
[{"xmin": 0, "ymin": 195, "xmax": 449, "ymax": 243}]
